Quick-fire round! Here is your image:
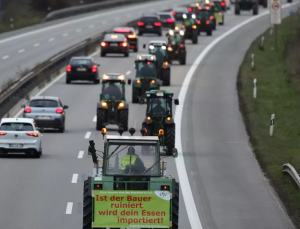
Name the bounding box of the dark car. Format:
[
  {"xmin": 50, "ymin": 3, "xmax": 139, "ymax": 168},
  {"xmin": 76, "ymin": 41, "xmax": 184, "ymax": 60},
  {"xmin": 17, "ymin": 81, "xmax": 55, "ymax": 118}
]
[
  {"xmin": 157, "ymin": 12, "xmax": 176, "ymax": 29},
  {"xmin": 66, "ymin": 57, "xmax": 100, "ymax": 84},
  {"xmin": 196, "ymin": 9, "xmax": 213, "ymax": 36},
  {"xmin": 112, "ymin": 27, "xmax": 138, "ymax": 52},
  {"xmin": 137, "ymin": 14, "xmax": 162, "ymax": 36},
  {"xmin": 100, "ymin": 33, "xmax": 129, "ymax": 57},
  {"xmin": 170, "ymin": 7, "xmax": 188, "ymax": 20}
]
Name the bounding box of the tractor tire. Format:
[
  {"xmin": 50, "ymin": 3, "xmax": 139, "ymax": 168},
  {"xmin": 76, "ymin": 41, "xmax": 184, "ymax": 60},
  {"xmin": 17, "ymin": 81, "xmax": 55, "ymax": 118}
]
[
  {"xmin": 253, "ymin": 3, "xmax": 258, "ymax": 15},
  {"xmin": 287, "ymin": 0, "xmax": 292, "ymax": 2},
  {"xmin": 192, "ymin": 32, "xmax": 198, "ymax": 44},
  {"xmin": 132, "ymin": 88, "xmax": 139, "ymax": 103},
  {"xmin": 207, "ymin": 29, "xmax": 212, "ymax": 36},
  {"xmin": 263, "ymin": 0, "xmax": 267, "ymax": 8},
  {"xmin": 119, "ymin": 109, "xmax": 128, "ymax": 131},
  {"xmin": 180, "ymin": 56, "xmax": 186, "ymax": 65},
  {"xmin": 96, "ymin": 108, "xmax": 106, "ymax": 131},
  {"xmin": 165, "ymin": 124, "xmax": 175, "ymax": 155},
  {"xmin": 213, "ymin": 20, "xmax": 216, "ymax": 30},
  {"xmin": 124, "ymin": 52, "xmax": 129, "ymax": 57},
  {"xmin": 83, "ymin": 179, "xmax": 92, "ymax": 229},
  {"xmin": 172, "ymin": 182, "xmax": 180, "ymax": 229},
  {"xmin": 162, "ymin": 69, "xmax": 171, "ymax": 86},
  {"xmin": 235, "ymin": 4, "xmax": 240, "ymax": 15},
  {"xmin": 134, "ymin": 47, "xmax": 138, "ymax": 52}
]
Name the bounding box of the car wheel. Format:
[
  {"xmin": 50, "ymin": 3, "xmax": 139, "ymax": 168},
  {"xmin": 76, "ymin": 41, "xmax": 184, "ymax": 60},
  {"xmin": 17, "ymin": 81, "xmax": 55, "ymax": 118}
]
[
  {"xmin": 100, "ymin": 52, "xmax": 105, "ymax": 57},
  {"xmin": 59, "ymin": 125, "xmax": 65, "ymax": 133},
  {"xmin": 94, "ymin": 79, "xmax": 100, "ymax": 84},
  {"xmin": 124, "ymin": 52, "xmax": 129, "ymax": 57},
  {"xmin": 134, "ymin": 47, "xmax": 138, "ymax": 52},
  {"xmin": 158, "ymin": 32, "xmax": 162, "ymax": 36},
  {"xmin": 66, "ymin": 77, "xmax": 71, "ymax": 84}
]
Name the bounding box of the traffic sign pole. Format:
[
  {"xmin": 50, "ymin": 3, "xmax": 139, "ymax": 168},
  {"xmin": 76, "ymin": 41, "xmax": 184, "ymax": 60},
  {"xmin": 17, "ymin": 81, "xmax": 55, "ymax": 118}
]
[{"xmin": 270, "ymin": 0, "xmax": 281, "ymax": 50}]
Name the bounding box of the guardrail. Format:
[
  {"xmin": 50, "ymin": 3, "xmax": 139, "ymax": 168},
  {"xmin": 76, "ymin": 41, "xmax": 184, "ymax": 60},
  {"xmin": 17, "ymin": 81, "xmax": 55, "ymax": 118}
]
[
  {"xmin": 43, "ymin": 0, "xmax": 158, "ymax": 22},
  {"xmin": 282, "ymin": 163, "xmax": 300, "ymax": 189}
]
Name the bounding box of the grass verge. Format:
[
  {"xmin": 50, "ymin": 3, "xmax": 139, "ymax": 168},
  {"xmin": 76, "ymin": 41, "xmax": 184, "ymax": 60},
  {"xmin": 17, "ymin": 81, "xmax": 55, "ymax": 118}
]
[{"xmin": 237, "ymin": 11, "xmax": 300, "ymax": 228}]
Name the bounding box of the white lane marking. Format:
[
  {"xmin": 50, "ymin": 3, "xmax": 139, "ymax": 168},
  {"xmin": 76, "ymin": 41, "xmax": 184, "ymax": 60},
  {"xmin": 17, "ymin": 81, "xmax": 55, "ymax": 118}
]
[
  {"xmin": 102, "ymin": 21, "xmax": 107, "ymax": 24},
  {"xmin": 2, "ymin": 55, "xmax": 9, "ymax": 60},
  {"xmin": 76, "ymin": 29, "xmax": 82, "ymax": 32},
  {"xmin": 65, "ymin": 202, "xmax": 73, "ymax": 214},
  {"xmin": 63, "ymin": 33, "xmax": 68, "ymax": 37},
  {"xmin": 33, "ymin": 43, "xmax": 40, "ymax": 47},
  {"xmin": 93, "ymin": 116, "xmax": 97, "ymax": 122},
  {"xmin": 71, "ymin": 174, "xmax": 79, "ymax": 183},
  {"xmin": 89, "ymin": 25, "xmax": 95, "ymax": 28},
  {"xmin": 85, "ymin": 132, "xmax": 91, "ymax": 139},
  {"xmin": 174, "ymin": 2, "xmax": 299, "ymax": 229},
  {"xmin": 49, "ymin": 38, "xmax": 55, "ymax": 42},
  {"xmin": 18, "ymin": 49, "xmax": 25, "ymax": 53},
  {"xmin": 78, "ymin": 151, "xmax": 84, "ymax": 158},
  {"xmin": 126, "ymin": 70, "xmax": 131, "ymax": 75}
]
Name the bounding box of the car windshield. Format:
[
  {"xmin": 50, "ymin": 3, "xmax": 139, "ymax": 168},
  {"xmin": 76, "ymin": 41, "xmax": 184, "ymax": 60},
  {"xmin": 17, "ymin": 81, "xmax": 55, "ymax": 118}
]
[
  {"xmin": 149, "ymin": 46, "xmax": 166, "ymax": 62},
  {"xmin": 29, "ymin": 100, "xmax": 59, "ymax": 108},
  {"xmin": 198, "ymin": 10, "xmax": 210, "ymax": 18},
  {"xmin": 0, "ymin": 122, "xmax": 34, "ymax": 131},
  {"xmin": 136, "ymin": 61, "xmax": 157, "ymax": 78},
  {"xmin": 159, "ymin": 14, "xmax": 171, "ymax": 19},
  {"xmin": 102, "ymin": 82, "xmax": 124, "ymax": 100},
  {"xmin": 71, "ymin": 59, "xmax": 92, "ymax": 66},
  {"xmin": 141, "ymin": 17, "xmax": 158, "ymax": 22},
  {"xmin": 146, "ymin": 97, "xmax": 172, "ymax": 117},
  {"xmin": 106, "ymin": 142, "xmax": 159, "ymax": 176}
]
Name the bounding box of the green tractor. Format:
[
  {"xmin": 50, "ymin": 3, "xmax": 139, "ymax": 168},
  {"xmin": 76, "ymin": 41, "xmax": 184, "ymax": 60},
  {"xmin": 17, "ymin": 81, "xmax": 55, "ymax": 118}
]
[
  {"xmin": 235, "ymin": 0, "xmax": 259, "ymax": 15},
  {"xmin": 96, "ymin": 73, "xmax": 131, "ymax": 131},
  {"xmin": 140, "ymin": 90, "xmax": 179, "ymax": 155},
  {"xmin": 83, "ymin": 127, "xmax": 180, "ymax": 229},
  {"xmin": 132, "ymin": 54, "xmax": 162, "ymax": 103}
]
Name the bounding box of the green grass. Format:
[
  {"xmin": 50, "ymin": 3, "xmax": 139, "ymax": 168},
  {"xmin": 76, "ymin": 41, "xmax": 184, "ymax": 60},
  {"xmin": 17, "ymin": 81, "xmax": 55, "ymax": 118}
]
[{"xmin": 237, "ymin": 12, "xmax": 300, "ymax": 227}]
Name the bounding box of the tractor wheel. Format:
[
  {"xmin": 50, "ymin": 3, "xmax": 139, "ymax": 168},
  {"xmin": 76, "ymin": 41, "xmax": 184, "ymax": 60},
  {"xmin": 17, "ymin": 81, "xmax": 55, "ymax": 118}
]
[
  {"xmin": 165, "ymin": 124, "xmax": 175, "ymax": 155},
  {"xmin": 192, "ymin": 31, "xmax": 198, "ymax": 44},
  {"xmin": 213, "ymin": 20, "xmax": 216, "ymax": 30},
  {"xmin": 207, "ymin": 29, "xmax": 212, "ymax": 36},
  {"xmin": 83, "ymin": 179, "xmax": 92, "ymax": 229},
  {"xmin": 253, "ymin": 3, "xmax": 258, "ymax": 15},
  {"xmin": 263, "ymin": 0, "xmax": 267, "ymax": 8},
  {"xmin": 162, "ymin": 69, "xmax": 171, "ymax": 86},
  {"xmin": 235, "ymin": 3, "xmax": 240, "ymax": 15},
  {"xmin": 119, "ymin": 109, "xmax": 128, "ymax": 131},
  {"xmin": 96, "ymin": 108, "xmax": 106, "ymax": 131},
  {"xmin": 172, "ymin": 182, "xmax": 180, "ymax": 229},
  {"xmin": 180, "ymin": 56, "xmax": 186, "ymax": 65},
  {"xmin": 132, "ymin": 88, "xmax": 139, "ymax": 103},
  {"xmin": 287, "ymin": 0, "xmax": 292, "ymax": 2}
]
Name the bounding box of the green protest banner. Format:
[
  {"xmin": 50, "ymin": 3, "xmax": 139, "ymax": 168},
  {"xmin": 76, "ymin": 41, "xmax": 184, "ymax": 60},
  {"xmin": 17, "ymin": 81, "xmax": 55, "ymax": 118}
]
[{"xmin": 93, "ymin": 190, "xmax": 170, "ymax": 228}]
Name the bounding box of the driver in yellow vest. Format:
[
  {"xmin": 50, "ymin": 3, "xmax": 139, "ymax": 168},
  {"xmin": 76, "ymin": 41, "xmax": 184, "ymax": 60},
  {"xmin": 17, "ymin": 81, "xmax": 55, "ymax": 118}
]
[{"xmin": 121, "ymin": 146, "xmax": 146, "ymax": 174}]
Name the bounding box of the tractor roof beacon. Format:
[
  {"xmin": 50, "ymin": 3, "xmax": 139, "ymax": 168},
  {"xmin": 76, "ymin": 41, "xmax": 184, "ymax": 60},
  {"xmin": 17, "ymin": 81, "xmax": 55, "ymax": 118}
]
[
  {"xmin": 140, "ymin": 90, "xmax": 179, "ymax": 155},
  {"xmin": 83, "ymin": 127, "xmax": 180, "ymax": 229},
  {"xmin": 96, "ymin": 73, "xmax": 131, "ymax": 131}
]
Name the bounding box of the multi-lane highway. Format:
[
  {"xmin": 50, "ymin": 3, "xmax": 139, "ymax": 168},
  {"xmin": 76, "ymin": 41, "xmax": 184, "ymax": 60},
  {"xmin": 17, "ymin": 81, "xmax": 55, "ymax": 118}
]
[{"xmin": 0, "ymin": 1, "xmax": 299, "ymax": 229}]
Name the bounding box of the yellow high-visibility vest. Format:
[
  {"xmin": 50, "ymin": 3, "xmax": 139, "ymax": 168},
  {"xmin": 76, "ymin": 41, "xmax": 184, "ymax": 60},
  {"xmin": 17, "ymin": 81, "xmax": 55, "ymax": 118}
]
[{"xmin": 121, "ymin": 155, "xmax": 137, "ymax": 170}]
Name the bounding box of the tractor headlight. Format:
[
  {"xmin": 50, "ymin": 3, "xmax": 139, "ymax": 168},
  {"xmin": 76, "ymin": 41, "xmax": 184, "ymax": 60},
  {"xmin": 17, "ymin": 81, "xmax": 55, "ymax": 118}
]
[
  {"xmin": 147, "ymin": 116, "xmax": 151, "ymax": 120},
  {"xmin": 167, "ymin": 117, "xmax": 171, "ymax": 121},
  {"xmin": 168, "ymin": 47, "xmax": 173, "ymax": 51},
  {"xmin": 101, "ymin": 102, "xmax": 107, "ymax": 107},
  {"xmin": 118, "ymin": 102, "xmax": 125, "ymax": 109},
  {"xmin": 163, "ymin": 61, "xmax": 169, "ymax": 66},
  {"xmin": 151, "ymin": 80, "xmax": 156, "ymax": 84}
]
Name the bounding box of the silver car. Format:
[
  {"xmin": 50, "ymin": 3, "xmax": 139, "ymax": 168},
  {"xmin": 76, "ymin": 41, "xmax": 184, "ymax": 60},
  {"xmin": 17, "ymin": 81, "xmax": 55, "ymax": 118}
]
[
  {"xmin": 0, "ymin": 118, "xmax": 42, "ymax": 158},
  {"xmin": 21, "ymin": 96, "xmax": 68, "ymax": 133}
]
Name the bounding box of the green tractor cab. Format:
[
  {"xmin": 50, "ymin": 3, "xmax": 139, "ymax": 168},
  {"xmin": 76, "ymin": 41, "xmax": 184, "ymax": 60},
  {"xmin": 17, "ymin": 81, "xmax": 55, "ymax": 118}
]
[
  {"xmin": 96, "ymin": 73, "xmax": 131, "ymax": 131},
  {"xmin": 83, "ymin": 128, "xmax": 180, "ymax": 229},
  {"xmin": 140, "ymin": 90, "xmax": 179, "ymax": 155},
  {"xmin": 234, "ymin": 0, "xmax": 259, "ymax": 15},
  {"xmin": 199, "ymin": 5, "xmax": 217, "ymax": 30},
  {"xmin": 132, "ymin": 54, "xmax": 161, "ymax": 103},
  {"xmin": 196, "ymin": 8, "xmax": 214, "ymax": 35},
  {"xmin": 166, "ymin": 28, "xmax": 187, "ymax": 65},
  {"xmin": 181, "ymin": 13, "xmax": 198, "ymax": 44},
  {"xmin": 203, "ymin": 2, "xmax": 224, "ymax": 25}
]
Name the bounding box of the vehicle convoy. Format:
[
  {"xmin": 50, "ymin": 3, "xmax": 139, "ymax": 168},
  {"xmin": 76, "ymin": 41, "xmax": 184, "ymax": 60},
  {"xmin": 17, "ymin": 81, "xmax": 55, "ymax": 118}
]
[
  {"xmin": 145, "ymin": 41, "xmax": 171, "ymax": 86},
  {"xmin": 83, "ymin": 127, "xmax": 180, "ymax": 229},
  {"xmin": 166, "ymin": 28, "xmax": 187, "ymax": 65},
  {"xmin": 21, "ymin": 96, "xmax": 69, "ymax": 133},
  {"xmin": 181, "ymin": 13, "xmax": 198, "ymax": 44},
  {"xmin": 140, "ymin": 90, "xmax": 179, "ymax": 155},
  {"xmin": 113, "ymin": 27, "xmax": 139, "ymax": 52},
  {"xmin": 0, "ymin": 118, "xmax": 42, "ymax": 158},
  {"xmin": 132, "ymin": 55, "xmax": 161, "ymax": 103},
  {"xmin": 234, "ymin": 0, "xmax": 258, "ymax": 15},
  {"xmin": 196, "ymin": 7, "xmax": 214, "ymax": 36},
  {"xmin": 137, "ymin": 14, "xmax": 162, "ymax": 36},
  {"xmin": 66, "ymin": 57, "xmax": 100, "ymax": 84},
  {"xmin": 100, "ymin": 33, "xmax": 129, "ymax": 57},
  {"xmin": 96, "ymin": 73, "xmax": 131, "ymax": 131}
]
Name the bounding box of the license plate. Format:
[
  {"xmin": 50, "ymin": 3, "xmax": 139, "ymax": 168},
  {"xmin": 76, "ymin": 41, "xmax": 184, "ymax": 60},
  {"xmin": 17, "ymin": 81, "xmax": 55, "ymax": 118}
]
[
  {"xmin": 9, "ymin": 144, "xmax": 23, "ymax": 148},
  {"xmin": 37, "ymin": 116, "xmax": 51, "ymax": 120},
  {"xmin": 110, "ymin": 43, "xmax": 118, "ymax": 46},
  {"xmin": 146, "ymin": 25, "xmax": 153, "ymax": 28},
  {"xmin": 77, "ymin": 68, "xmax": 86, "ymax": 71}
]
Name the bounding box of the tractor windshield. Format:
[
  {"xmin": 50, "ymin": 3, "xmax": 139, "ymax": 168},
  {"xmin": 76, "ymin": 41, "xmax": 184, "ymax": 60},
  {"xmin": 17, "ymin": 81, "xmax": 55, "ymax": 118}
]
[
  {"xmin": 169, "ymin": 34, "xmax": 183, "ymax": 44},
  {"xmin": 149, "ymin": 46, "xmax": 166, "ymax": 62},
  {"xmin": 198, "ymin": 10, "xmax": 210, "ymax": 18},
  {"xmin": 106, "ymin": 142, "xmax": 160, "ymax": 176},
  {"xmin": 102, "ymin": 81, "xmax": 124, "ymax": 100},
  {"xmin": 146, "ymin": 97, "xmax": 172, "ymax": 117},
  {"xmin": 183, "ymin": 18, "xmax": 194, "ymax": 26},
  {"xmin": 136, "ymin": 61, "xmax": 157, "ymax": 78}
]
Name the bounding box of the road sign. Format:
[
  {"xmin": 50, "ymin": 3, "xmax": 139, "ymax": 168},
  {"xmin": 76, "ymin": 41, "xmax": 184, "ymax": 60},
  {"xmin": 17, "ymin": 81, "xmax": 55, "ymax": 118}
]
[{"xmin": 270, "ymin": 0, "xmax": 281, "ymax": 24}]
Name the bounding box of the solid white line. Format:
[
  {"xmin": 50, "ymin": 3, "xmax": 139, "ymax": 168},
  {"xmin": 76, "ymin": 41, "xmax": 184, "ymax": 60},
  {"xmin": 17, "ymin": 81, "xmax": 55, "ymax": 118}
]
[
  {"xmin": 2, "ymin": 55, "xmax": 9, "ymax": 60},
  {"xmin": 49, "ymin": 38, "xmax": 55, "ymax": 42},
  {"xmin": 78, "ymin": 151, "xmax": 84, "ymax": 158},
  {"xmin": 63, "ymin": 33, "xmax": 68, "ymax": 37},
  {"xmin": 85, "ymin": 132, "xmax": 91, "ymax": 139},
  {"xmin": 126, "ymin": 70, "xmax": 131, "ymax": 75},
  {"xmin": 174, "ymin": 2, "xmax": 299, "ymax": 229},
  {"xmin": 71, "ymin": 174, "xmax": 79, "ymax": 183},
  {"xmin": 65, "ymin": 202, "xmax": 73, "ymax": 214},
  {"xmin": 18, "ymin": 49, "xmax": 25, "ymax": 53},
  {"xmin": 76, "ymin": 29, "xmax": 82, "ymax": 32},
  {"xmin": 33, "ymin": 43, "xmax": 40, "ymax": 47},
  {"xmin": 93, "ymin": 116, "xmax": 97, "ymax": 122}
]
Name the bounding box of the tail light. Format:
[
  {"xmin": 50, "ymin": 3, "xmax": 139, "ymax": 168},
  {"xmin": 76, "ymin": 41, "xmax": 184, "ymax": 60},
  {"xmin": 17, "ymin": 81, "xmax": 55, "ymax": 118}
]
[
  {"xmin": 168, "ymin": 43, "xmax": 172, "ymax": 47},
  {"xmin": 161, "ymin": 185, "xmax": 170, "ymax": 191},
  {"xmin": 171, "ymin": 11, "xmax": 176, "ymax": 15},
  {"xmin": 94, "ymin": 184, "xmax": 103, "ymax": 190},
  {"xmin": 154, "ymin": 22, "xmax": 161, "ymax": 26},
  {"xmin": 159, "ymin": 129, "xmax": 164, "ymax": 135},
  {"xmin": 180, "ymin": 44, "xmax": 184, "ymax": 47},
  {"xmin": 24, "ymin": 107, "xmax": 31, "ymax": 113},
  {"xmin": 198, "ymin": 6, "xmax": 202, "ymax": 9},
  {"xmin": 206, "ymin": 21, "xmax": 210, "ymax": 24},
  {"xmin": 92, "ymin": 66, "xmax": 97, "ymax": 72},
  {"xmin": 137, "ymin": 22, "xmax": 144, "ymax": 26},
  {"xmin": 188, "ymin": 7, "xmax": 192, "ymax": 11},
  {"xmin": 56, "ymin": 108, "xmax": 63, "ymax": 113},
  {"xmin": 221, "ymin": 1, "xmax": 226, "ymax": 6},
  {"xmin": 66, "ymin": 65, "xmax": 71, "ymax": 72},
  {"xmin": 0, "ymin": 132, "xmax": 7, "ymax": 136},
  {"xmin": 167, "ymin": 18, "xmax": 174, "ymax": 23},
  {"xmin": 100, "ymin": 42, "xmax": 108, "ymax": 47},
  {"xmin": 210, "ymin": 15, "xmax": 214, "ymax": 20},
  {"xmin": 120, "ymin": 42, "xmax": 128, "ymax": 47},
  {"xmin": 128, "ymin": 34, "xmax": 136, "ymax": 38},
  {"xmin": 197, "ymin": 20, "xmax": 201, "ymax": 24},
  {"xmin": 26, "ymin": 133, "xmax": 39, "ymax": 137},
  {"xmin": 181, "ymin": 25, "xmax": 185, "ymax": 28},
  {"xmin": 151, "ymin": 80, "xmax": 156, "ymax": 84},
  {"xmin": 192, "ymin": 25, "xmax": 197, "ymax": 29}
]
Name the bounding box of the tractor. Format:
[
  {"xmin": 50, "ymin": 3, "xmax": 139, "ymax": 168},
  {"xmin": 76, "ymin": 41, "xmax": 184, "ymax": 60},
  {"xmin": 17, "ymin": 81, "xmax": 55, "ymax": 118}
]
[
  {"xmin": 83, "ymin": 127, "xmax": 180, "ymax": 229},
  {"xmin": 235, "ymin": 0, "xmax": 259, "ymax": 15},
  {"xmin": 132, "ymin": 54, "xmax": 161, "ymax": 103},
  {"xmin": 96, "ymin": 73, "xmax": 131, "ymax": 131},
  {"xmin": 140, "ymin": 90, "xmax": 179, "ymax": 155},
  {"xmin": 166, "ymin": 28, "xmax": 187, "ymax": 65}
]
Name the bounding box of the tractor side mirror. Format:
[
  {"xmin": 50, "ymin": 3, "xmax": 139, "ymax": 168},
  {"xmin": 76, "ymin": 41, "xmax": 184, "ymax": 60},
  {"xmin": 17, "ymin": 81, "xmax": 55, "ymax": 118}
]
[
  {"xmin": 127, "ymin": 79, "xmax": 132, "ymax": 85},
  {"xmin": 174, "ymin": 99, "xmax": 179, "ymax": 105},
  {"xmin": 20, "ymin": 104, "xmax": 25, "ymax": 108},
  {"xmin": 143, "ymin": 44, "xmax": 146, "ymax": 49},
  {"xmin": 63, "ymin": 105, "xmax": 69, "ymax": 109},
  {"xmin": 172, "ymin": 148, "xmax": 178, "ymax": 158},
  {"xmin": 139, "ymin": 98, "xmax": 145, "ymax": 104}
]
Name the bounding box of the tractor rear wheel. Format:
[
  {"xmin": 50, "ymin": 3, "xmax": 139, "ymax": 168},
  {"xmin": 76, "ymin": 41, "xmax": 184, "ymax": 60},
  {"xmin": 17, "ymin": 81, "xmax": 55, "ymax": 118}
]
[
  {"xmin": 165, "ymin": 124, "xmax": 175, "ymax": 155},
  {"xmin": 235, "ymin": 3, "xmax": 240, "ymax": 15},
  {"xmin": 172, "ymin": 182, "xmax": 180, "ymax": 229},
  {"xmin": 96, "ymin": 108, "xmax": 106, "ymax": 131},
  {"xmin": 192, "ymin": 31, "xmax": 198, "ymax": 44},
  {"xmin": 119, "ymin": 109, "xmax": 128, "ymax": 131},
  {"xmin": 162, "ymin": 69, "xmax": 171, "ymax": 86},
  {"xmin": 252, "ymin": 3, "xmax": 258, "ymax": 15},
  {"xmin": 83, "ymin": 179, "xmax": 92, "ymax": 229},
  {"xmin": 132, "ymin": 88, "xmax": 139, "ymax": 103}
]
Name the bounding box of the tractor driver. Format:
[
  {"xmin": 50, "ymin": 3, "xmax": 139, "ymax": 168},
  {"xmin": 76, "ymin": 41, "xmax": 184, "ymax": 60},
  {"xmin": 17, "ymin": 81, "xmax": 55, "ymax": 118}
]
[
  {"xmin": 139, "ymin": 61, "xmax": 156, "ymax": 77},
  {"xmin": 151, "ymin": 99, "xmax": 165, "ymax": 115},
  {"xmin": 121, "ymin": 146, "xmax": 146, "ymax": 174},
  {"xmin": 103, "ymin": 83, "xmax": 123, "ymax": 99}
]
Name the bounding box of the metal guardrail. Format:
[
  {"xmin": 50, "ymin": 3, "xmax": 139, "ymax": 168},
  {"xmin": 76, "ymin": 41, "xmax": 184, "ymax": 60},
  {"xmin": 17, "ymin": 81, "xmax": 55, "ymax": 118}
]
[
  {"xmin": 282, "ymin": 163, "xmax": 300, "ymax": 189},
  {"xmin": 43, "ymin": 0, "xmax": 158, "ymax": 22}
]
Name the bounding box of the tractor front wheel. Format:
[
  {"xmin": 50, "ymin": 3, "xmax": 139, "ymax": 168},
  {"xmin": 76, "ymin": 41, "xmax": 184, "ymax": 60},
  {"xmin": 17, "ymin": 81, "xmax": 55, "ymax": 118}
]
[
  {"xmin": 192, "ymin": 31, "xmax": 198, "ymax": 44},
  {"xmin": 165, "ymin": 124, "xmax": 175, "ymax": 155},
  {"xmin": 172, "ymin": 182, "xmax": 180, "ymax": 229},
  {"xmin": 235, "ymin": 3, "xmax": 240, "ymax": 15},
  {"xmin": 132, "ymin": 88, "xmax": 139, "ymax": 103},
  {"xmin": 119, "ymin": 109, "xmax": 128, "ymax": 131},
  {"xmin": 162, "ymin": 69, "xmax": 171, "ymax": 86},
  {"xmin": 83, "ymin": 179, "xmax": 92, "ymax": 229},
  {"xmin": 96, "ymin": 108, "xmax": 106, "ymax": 131}
]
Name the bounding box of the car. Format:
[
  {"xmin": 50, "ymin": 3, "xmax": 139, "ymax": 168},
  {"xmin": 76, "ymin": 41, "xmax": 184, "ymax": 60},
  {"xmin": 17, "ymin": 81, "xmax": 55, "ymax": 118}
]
[
  {"xmin": 157, "ymin": 12, "xmax": 176, "ymax": 29},
  {"xmin": 137, "ymin": 14, "xmax": 162, "ymax": 36},
  {"xmin": 0, "ymin": 118, "xmax": 42, "ymax": 158},
  {"xmin": 66, "ymin": 57, "xmax": 100, "ymax": 84},
  {"xmin": 21, "ymin": 96, "xmax": 68, "ymax": 133},
  {"xmin": 100, "ymin": 33, "xmax": 129, "ymax": 57},
  {"xmin": 170, "ymin": 7, "xmax": 189, "ymax": 20},
  {"xmin": 112, "ymin": 27, "xmax": 138, "ymax": 52}
]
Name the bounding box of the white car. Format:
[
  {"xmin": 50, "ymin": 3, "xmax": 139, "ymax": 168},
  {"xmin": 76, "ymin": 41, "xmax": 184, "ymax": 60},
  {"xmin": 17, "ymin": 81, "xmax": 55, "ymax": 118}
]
[{"xmin": 0, "ymin": 118, "xmax": 42, "ymax": 158}]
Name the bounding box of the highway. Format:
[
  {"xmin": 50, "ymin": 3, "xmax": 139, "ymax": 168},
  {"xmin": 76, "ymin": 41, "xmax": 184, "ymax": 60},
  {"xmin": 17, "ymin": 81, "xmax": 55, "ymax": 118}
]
[{"xmin": 0, "ymin": 1, "xmax": 298, "ymax": 229}]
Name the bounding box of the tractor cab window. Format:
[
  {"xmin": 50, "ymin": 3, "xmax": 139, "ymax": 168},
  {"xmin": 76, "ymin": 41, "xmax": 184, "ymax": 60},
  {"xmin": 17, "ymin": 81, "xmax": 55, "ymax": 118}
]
[
  {"xmin": 136, "ymin": 61, "xmax": 157, "ymax": 78},
  {"xmin": 183, "ymin": 18, "xmax": 194, "ymax": 26},
  {"xmin": 169, "ymin": 34, "xmax": 183, "ymax": 43},
  {"xmin": 146, "ymin": 97, "xmax": 172, "ymax": 117},
  {"xmin": 102, "ymin": 82, "xmax": 124, "ymax": 100},
  {"xmin": 106, "ymin": 142, "xmax": 159, "ymax": 176},
  {"xmin": 149, "ymin": 46, "xmax": 166, "ymax": 62},
  {"xmin": 198, "ymin": 10, "xmax": 210, "ymax": 18}
]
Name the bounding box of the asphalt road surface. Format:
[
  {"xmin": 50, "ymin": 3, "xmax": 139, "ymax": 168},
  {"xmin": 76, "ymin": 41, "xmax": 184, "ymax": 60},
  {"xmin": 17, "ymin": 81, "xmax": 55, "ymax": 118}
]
[{"xmin": 0, "ymin": 1, "xmax": 298, "ymax": 229}]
